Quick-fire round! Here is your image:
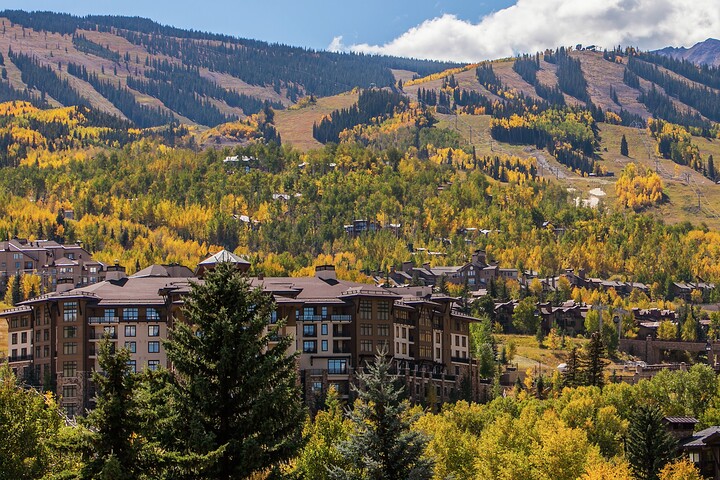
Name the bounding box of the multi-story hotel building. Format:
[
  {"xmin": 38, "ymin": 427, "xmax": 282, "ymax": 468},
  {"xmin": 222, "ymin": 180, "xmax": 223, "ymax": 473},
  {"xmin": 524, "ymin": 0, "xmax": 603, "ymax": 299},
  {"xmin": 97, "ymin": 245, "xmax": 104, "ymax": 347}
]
[
  {"xmin": 3, "ymin": 252, "xmax": 479, "ymax": 416},
  {"xmin": 0, "ymin": 238, "xmax": 106, "ymax": 292}
]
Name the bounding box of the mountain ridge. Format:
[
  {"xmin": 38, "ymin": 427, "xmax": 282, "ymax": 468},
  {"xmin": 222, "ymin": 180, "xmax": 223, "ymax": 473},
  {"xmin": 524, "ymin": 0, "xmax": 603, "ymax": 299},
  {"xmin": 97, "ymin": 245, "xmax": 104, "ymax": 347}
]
[{"xmin": 654, "ymin": 38, "xmax": 720, "ymax": 67}]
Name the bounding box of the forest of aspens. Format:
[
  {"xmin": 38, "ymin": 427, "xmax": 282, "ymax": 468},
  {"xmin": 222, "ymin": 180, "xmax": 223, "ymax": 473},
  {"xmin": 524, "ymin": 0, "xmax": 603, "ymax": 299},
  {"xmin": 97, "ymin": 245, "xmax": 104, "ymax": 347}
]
[{"xmin": 1, "ymin": 99, "xmax": 720, "ymax": 297}]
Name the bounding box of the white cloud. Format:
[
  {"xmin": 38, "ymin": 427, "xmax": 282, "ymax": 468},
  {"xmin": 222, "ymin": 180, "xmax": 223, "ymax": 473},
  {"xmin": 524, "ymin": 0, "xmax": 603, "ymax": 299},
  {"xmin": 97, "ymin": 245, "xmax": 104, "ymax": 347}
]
[
  {"xmin": 333, "ymin": 0, "xmax": 720, "ymax": 62},
  {"xmin": 328, "ymin": 36, "xmax": 345, "ymax": 53}
]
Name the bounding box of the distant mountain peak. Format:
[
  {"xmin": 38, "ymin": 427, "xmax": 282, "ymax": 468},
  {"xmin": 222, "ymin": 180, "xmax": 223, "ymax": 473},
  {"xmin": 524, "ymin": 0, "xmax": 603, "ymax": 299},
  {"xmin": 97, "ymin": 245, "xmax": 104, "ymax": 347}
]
[{"xmin": 654, "ymin": 38, "xmax": 720, "ymax": 67}]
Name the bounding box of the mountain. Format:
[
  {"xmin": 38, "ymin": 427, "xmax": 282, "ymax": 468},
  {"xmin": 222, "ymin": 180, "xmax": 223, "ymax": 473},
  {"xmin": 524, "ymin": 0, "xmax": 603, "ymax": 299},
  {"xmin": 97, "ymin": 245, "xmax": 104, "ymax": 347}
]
[
  {"xmin": 655, "ymin": 38, "xmax": 720, "ymax": 67},
  {"xmin": 0, "ymin": 10, "xmax": 460, "ymax": 128}
]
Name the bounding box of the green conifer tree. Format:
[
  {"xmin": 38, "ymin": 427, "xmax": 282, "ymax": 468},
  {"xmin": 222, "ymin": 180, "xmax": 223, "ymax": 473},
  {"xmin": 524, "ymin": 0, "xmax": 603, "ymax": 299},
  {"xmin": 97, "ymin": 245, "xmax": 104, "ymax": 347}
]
[
  {"xmin": 620, "ymin": 134, "xmax": 629, "ymax": 156},
  {"xmin": 164, "ymin": 262, "xmax": 305, "ymax": 479},
  {"xmin": 329, "ymin": 350, "xmax": 433, "ymax": 480},
  {"xmin": 580, "ymin": 332, "xmax": 608, "ymax": 388},
  {"xmin": 626, "ymin": 404, "xmax": 677, "ymax": 480},
  {"xmin": 562, "ymin": 346, "xmax": 581, "ymax": 388}
]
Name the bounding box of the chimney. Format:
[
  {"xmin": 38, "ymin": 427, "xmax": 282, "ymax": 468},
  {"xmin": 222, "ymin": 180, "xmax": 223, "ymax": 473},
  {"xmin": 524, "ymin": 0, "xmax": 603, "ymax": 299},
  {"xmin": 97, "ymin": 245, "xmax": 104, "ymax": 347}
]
[
  {"xmin": 258, "ymin": 272, "xmax": 265, "ymax": 281},
  {"xmin": 578, "ymin": 268, "xmax": 586, "ymax": 280},
  {"xmin": 472, "ymin": 249, "xmax": 486, "ymax": 265},
  {"xmin": 423, "ymin": 262, "xmax": 431, "ymax": 271},
  {"xmin": 105, "ymin": 260, "xmax": 127, "ymax": 281},
  {"xmin": 56, "ymin": 277, "xmax": 75, "ymax": 293},
  {"xmin": 401, "ymin": 261, "xmax": 413, "ymax": 273},
  {"xmin": 315, "ymin": 265, "xmax": 336, "ymax": 281}
]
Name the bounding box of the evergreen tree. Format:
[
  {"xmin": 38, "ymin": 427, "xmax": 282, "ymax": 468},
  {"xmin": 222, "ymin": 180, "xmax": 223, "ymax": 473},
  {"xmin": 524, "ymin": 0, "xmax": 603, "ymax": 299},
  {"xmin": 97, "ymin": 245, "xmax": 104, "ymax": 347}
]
[
  {"xmin": 709, "ymin": 154, "xmax": 715, "ymax": 180},
  {"xmin": 562, "ymin": 346, "xmax": 581, "ymax": 388},
  {"xmin": 4, "ymin": 274, "xmax": 21, "ymax": 306},
  {"xmin": 580, "ymin": 332, "xmax": 608, "ymax": 388},
  {"xmin": 81, "ymin": 337, "xmax": 142, "ymax": 479},
  {"xmin": 620, "ymin": 134, "xmax": 629, "ymax": 156},
  {"xmin": 164, "ymin": 262, "xmax": 305, "ymax": 479},
  {"xmin": 329, "ymin": 350, "xmax": 433, "ymax": 480},
  {"xmin": 626, "ymin": 404, "xmax": 677, "ymax": 480}
]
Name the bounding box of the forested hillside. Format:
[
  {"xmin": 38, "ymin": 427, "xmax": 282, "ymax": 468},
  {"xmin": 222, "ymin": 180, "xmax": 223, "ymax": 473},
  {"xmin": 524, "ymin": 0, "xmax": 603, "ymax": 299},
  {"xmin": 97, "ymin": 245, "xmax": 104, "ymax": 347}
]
[{"xmin": 0, "ymin": 10, "xmax": 459, "ymax": 128}]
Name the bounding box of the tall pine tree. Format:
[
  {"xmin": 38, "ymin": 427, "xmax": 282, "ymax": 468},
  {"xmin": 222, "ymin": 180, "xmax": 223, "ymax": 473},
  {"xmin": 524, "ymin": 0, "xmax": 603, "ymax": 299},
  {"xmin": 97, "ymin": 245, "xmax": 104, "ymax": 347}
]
[
  {"xmin": 164, "ymin": 262, "xmax": 305, "ymax": 479},
  {"xmin": 620, "ymin": 134, "xmax": 629, "ymax": 156},
  {"xmin": 581, "ymin": 332, "xmax": 608, "ymax": 388},
  {"xmin": 329, "ymin": 349, "xmax": 433, "ymax": 480},
  {"xmin": 626, "ymin": 404, "xmax": 677, "ymax": 480}
]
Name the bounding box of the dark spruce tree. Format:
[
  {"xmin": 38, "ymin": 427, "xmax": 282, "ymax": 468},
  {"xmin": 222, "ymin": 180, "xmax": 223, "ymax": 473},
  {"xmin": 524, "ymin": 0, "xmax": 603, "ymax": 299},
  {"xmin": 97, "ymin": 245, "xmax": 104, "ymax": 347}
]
[
  {"xmin": 329, "ymin": 349, "xmax": 433, "ymax": 480},
  {"xmin": 580, "ymin": 331, "xmax": 608, "ymax": 388},
  {"xmin": 164, "ymin": 262, "xmax": 305, "ymax": 479},
  {"xmin": 80, "ymin": 337, "xmax": 143, "ymax": 479},
  {"xmin": 620, "ymin": 134, "xmax": 629, "ymax": 156},
  {"xmin": 562, "ymin": 346, "xmax": 581, "ymax": 388},
  {"xmin": 626, "ymin": 404, "xmax": 677, "ymax": 480}
]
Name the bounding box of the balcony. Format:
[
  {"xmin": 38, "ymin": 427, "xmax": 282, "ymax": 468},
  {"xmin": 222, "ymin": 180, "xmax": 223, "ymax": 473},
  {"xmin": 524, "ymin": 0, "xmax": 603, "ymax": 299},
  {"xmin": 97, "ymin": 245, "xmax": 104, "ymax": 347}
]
[
  {"xmin": 451, "ymin": 356, "xmax": 471, "ymax": 364},
  {"xmin": 333, "ymin": 325, "xmax": 352, "ymax": 337},
  {"xmin": 333, "ymin": 340, "xmax": 352, "ymax": 354},
  {"xmin": 89, "ymin": 331, "xmax": 117, "ymax": 340},
  {"xmin": 330, "ymin": 314, "xmax": 352, "ymax": 322},
  {"xmin": 297, "ymin": 315, "xmax": 323, "ymax": 322},
  {"xmin": 8, "ymin": 354, "xmax": 33, "ymax": 362},
  {"xmin": 88, "ymin": 316, "xmax": 119, "ymax": 325}
]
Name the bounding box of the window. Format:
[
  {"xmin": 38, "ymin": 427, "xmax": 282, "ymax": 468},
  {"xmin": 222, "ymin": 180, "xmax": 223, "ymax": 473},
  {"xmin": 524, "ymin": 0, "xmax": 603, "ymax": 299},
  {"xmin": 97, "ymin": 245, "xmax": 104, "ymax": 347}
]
[
  {"xmin": 321, "ymin": 324, "xmax": 328, "ymax": 335},
  {"xmin": 420, "ymin": 331, "xmax": 432, "ymax": 343},
  {"xmin": 62, "ymin": 385, "xmax": 77, "ymax": 398},
  {"xmin": 462, "ymin": 336, "xmax": 467, "ymax": 347},
  {"xmin": 419, "ymin": 345, "xmax": 432, "ymax": 358},
  {"xmin": 360, "ymin": 340, "xmax": 373, "ymax": 352},
  {"xmin": 125, "ymin": 341, "xmax": 136, "ymax": 353},
  {"xmin": 10, "ymin": 318, "xmax": 17, "ymax": 328},
  {"xmin": 148, "ymin": 341, "xmax": 160, "ymax": 353},
  {"xmin": 396, "ymin": 326, "xmax": 400, "ymax": 337},
  {"xmin": 11, "ymin": 333, "xmax": 17, "ymax": 345},
  {"xmin": 21, "ymin": 332, "xmax": 27, "ymax": 343},
  {"xmin": 436, "ymin": 347, "xmax": 441, "ymax": 358},
  {"xmin": 328, "ymin": 359, "xmax": 347, "ymax": 374},
  {"xmin": 402, "ymin": 343, "xmax": 407, "ymax": 355},
  {"xmin": 377, "ymin": 301, "xmax": 389, "ymax": 320},
  {"xmin": 455, "ymin": 336, "xmax": 459, "ymax": 346},
  {"xmin": 321, "ymin": 340, "xmax": 328, "ymax": 351},
  {"xmin": 359, "ymin": 300, "xmax": 372, "ymax": 320},
  {"xmin": 437, "ymin": 332, "xmax": 442, "ymax": 343},
  {"xmin": 21, "ymin": 347, "xmax": 27, "ymax": 357},
  {"xmin": 303, "ymin": 340, "xmax": 317, "ymax": 353},
  {"xmin": 103, "ymin": 309, "xmax": 116, "ymax": 320},
  {"xmin": 360, "ymin": 324, "xmax": 373, "ymax": 336},
  {"xmin": 321, "ymin": 306, "xmax": 328, "ymax": 318},
  {"xmin": 63, "ymin": 302, "xmax": 78, "ymax": 322},
  {"xmin": 148, "ymin": 325, "xmax": 160, "ymax": 337},
  {"xmin": 303, "ymin": 324, "xmax": 316, "ymax": 337},
  {"xmin": 63, "ymin": 342, "xmax": 77, "ymax": 355},
  {"xmin": 20, "ymin": 317, "xmax": 28, "ymax": 327},
  {"xmin": 146, "ymin": 308, "xmax": 160, "ymax": 321},
  {"xmin": 312, "ymin": 381, "xmax": 322, "ymax": 392},
  {"xmin": 127, "ymin": 360, "xmax": 136, "ymax": 373},
  {"xmin": 64, "ymin": 404, "xmax": 76, "ymax": 417},
  {"xmin": 35, "ymin": 346, "xmax": 41, "ymax": 358},
  {"xmin": 270, "ymin": 311, "xmax": 278, "ymax": 324},
  {"xmin": 103, "ymin": 326, "xmax": 116, "ymax": 338},
  {"xmin": 402, "ymin": 328, "xmax": 407, "ymax": 339},
  {"xmin": 377, "ymin": 325, "xmax": 389, "ymax": 337},
  {"xmin": 43, "ymin": 345, "xmax": 49, "ymax": 358},
  {"xmin": 148, "ymin": 360, "xmax": 160, "ymax": 371},
  {"xmin": 303, "ymin": 307, "xmax": 315, "ymax": 319},
  {"xmin": 123, "ymin": 308, "xmax": 138, "ymax": 321},
  {"xmin": 35, "ymin": 330, "xmax": 41, "ymax": 343},
  {"xmin": 44, "ymin": 329, "xmax": 49, "ymax": 341},
  {"xmin": 62, "ymin": 361, "xmax": 77, "ymax": 377},
  {"xmin": 124, "ymin": 325, "xmax": 136, "ymax": 337}
]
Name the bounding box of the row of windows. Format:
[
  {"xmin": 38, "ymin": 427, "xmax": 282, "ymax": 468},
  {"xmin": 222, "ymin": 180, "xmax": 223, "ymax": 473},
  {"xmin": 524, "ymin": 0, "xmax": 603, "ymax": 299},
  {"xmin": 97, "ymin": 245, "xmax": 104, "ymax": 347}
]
[
  {"xmin": 360, "ymin": 324, "xmax": 389, "ymax": 336},
  {"xmin": 9, "ymin": 317, "xmax": 29, "ymax": 328},
  {"xmin": 360, "ymin": 339, "xmax": 389, "ymax": 352},
  {"xmin": 123, "ymin": 341, "xmax": 160, "ymax": 353},
  {"xmin": 127, "ymin": 360, "xmax": 161, "ymax": 373},
  {"xmin": 124, "ymin": 325, "xmax": 160, "ymax": 337},
  {"xmin": 302, "ymin": 340, "xmax": 328, "ymax": 353}
]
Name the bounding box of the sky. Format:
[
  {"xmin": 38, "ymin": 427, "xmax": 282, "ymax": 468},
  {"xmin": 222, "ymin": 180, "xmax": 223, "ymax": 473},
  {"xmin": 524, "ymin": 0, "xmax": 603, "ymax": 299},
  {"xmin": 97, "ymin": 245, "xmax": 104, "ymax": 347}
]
[{"xmin": 2, "ymin": 0, "xmax": 719, "ymax": 62}]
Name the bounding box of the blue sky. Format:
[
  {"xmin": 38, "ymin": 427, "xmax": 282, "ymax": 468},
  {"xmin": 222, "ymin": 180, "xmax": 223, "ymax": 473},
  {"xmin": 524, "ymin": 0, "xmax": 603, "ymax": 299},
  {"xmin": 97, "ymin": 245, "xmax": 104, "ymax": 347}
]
[
  {"xmin": 0, "ymin": 0, "xmax": 514, "ymax": 50},
  {"xmin": 2, "ymin": 0, "xmax": 718, "ymax": 62}
]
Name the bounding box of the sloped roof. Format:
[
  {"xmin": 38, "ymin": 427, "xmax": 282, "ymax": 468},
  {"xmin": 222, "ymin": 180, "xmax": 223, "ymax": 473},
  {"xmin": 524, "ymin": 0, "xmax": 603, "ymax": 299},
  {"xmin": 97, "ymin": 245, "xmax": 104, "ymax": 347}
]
[
  {"xmin": 132, "ymin": 264, "xmax": 194, "ymax": 278},
  {"xmin": 198, "ymin": 249, "xmax": 250, "ymax": 266}
]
